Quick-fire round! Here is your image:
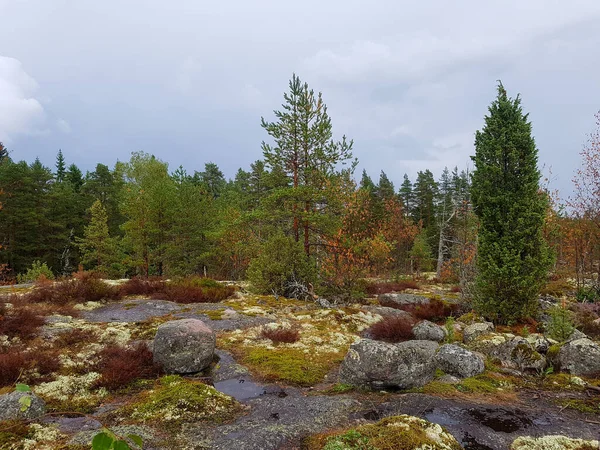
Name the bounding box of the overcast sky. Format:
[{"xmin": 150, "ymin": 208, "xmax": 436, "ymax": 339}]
[{"xmin": 1, "ymin": 0, "xmax": 599, "ymax": 196}]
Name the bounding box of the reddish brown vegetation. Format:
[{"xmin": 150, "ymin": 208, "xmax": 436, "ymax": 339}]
[
  {"xmin": 0, "ymin": 348, "xmax": 61, "ymax": 387},
  {"xmin": 94, "ymin": 343, "xmax": 162, "ymax": 391},
  {"xmin": 0, "ymin": 306, "xmax": 45, "ymax": 339},
  {"xmin": 367, "ymin": 315, "xmax": 416, "ymax": 343},
  {"xmin": 23, "ymin": 273, "xmax": 120, "ymax": 306},
  {"xmin": 449, "ymin": 285, "xmax": 461, "ymax": 293},
  {"xmin": 260, "ymin": 327, "xmax": 301, "ymax": 344},
  {"xmin": 380, "ymin": 297, "xmax": 459, "ymax": 322},
  {"xmin": 53, "ymin": 328, "xmax": 97, "ymax": 347},
  {"xmin": 571, "ymin": 303, "xmax": 600, "ymax": 339},
  {"xmin": 0, "ymin": 350, "xmax": 26, "ymax": 387},
  {"xmin": 152, "ymin": 284, "xmax": 235, "ymax": 304},
  {"xmin": 119, "ymin": 277, "xmax": 165, "ymax": 297},
  {"xmin": 364, "ymin": 280, "xmax": 421, "ymax": 296}
]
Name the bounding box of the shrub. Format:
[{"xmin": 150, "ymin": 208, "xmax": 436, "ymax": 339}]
[
  {"xmin": 547, "ymin": 305, "xmax": 575, "ymax": 342},
  {"xmin": 364, "ymin": 281, "xmax": 420, "ymax": 296},
  {"xmin": 575, "ymin": 285, "xmax": 600, "ymax": 303},
  {"xmin": 119, "ymin": 277, "xmax": 165, "ymax": 297},
  {"xmin": 247, "ymin": 233, "xmax": 317, "ymax": 297},
  {"xmin": 0, "ymin": 350, "xmax": 26, "ymax": 387},
  {"xmin": 540, "ymin": 279, "xmax": 574, "ymax": 298},
  {"xmin": 25, "ymin": 273, "xmax": 121, "ymax": 305},
  {"xmin": 380, "ymin": 297, "xmax": 459, "ymax": 322},
  {"xmin": 0, "ymin": 307, "xmax": 45, "ymax": 339},
  {"xmin": 54, "ymin": 327, "xmax": 98, "ymax": 347},
  {"xmin": 367, "ymin": 316, "xmax": 415, "ymax": 343},
  {"xmin": 94, "ymin": 343, "xmax": 162, "ymax": 391},
  {"xmin": 16, "ymin": 260, "xmax": 54, "ymax": 284},
  {"xmin": 260, "ymin": 327, "xmax": 300, "ymax": 344},
  {"xmin": 151, "ymin": 282, "xmax": 234, "ymax": 304},
  {"xmin": 0, "ymin": 348, "xmax": 60, "ymax": 387},
  {"xmin": 571, "ymin": 303, "xmax": 600, "ymax": 339}
]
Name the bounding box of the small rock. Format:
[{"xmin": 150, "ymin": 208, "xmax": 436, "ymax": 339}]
[
  {"xmin": 555, "ymin": 338, "xmax": 600, "ymax": 376},
  {"xmin": 437, "ymin": 374, "xmax": 461, "ymax": 384},
  {"xmin": 511, "ymin": 435, "xmax": 599, "ymax": 450},
  {"xmin": 436, "ymin": 344, "xmax": 485, "ymax": 378},
  {"xmin": 412, "ymin": 320, "xmax": 447, "ymax": 342},
  {"xmin": 525, "ymin": 333, "xmax": 551, "ymax": 354},
  {"xmin": 463, "ymin": 322, "xmax": 495, "ymax": 343},
  {"xmin": 315, "ymin": 298, "xmax": 333, "ymax": 308},
  {"xmin": 339, "ymin": 339, "xmax": 438, "ymax": 389},
  {"xmin": 0, "ymin": 391, "xmax": 46, "ymax": 421},
  {"xmin": 378, "ymin": 293, "xmax": 429, "ymax": 308},
  {"xmin": 362, "ymin": 306, "xmax": 415, "ymax": 320},
  {"xmin": 153, "ymin": 318, "xmax": 216, "ymax": 374}
]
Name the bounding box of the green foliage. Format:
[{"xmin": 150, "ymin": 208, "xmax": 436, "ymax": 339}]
[
  {"xmin": 409, "ymin": 229, "xmax": 433, "ymax": 275},
  {"xmin": 247, "ymin": 233, "xmax": 316, "ymax": 296},
  {"xmin": 16, "ymin": 260, "xmax": 54, "ymax": 283},
  {"xmin": 547, "ymin": 305, "xmax": 575, "ymax": 341},
  {"xmin": 323, "ymin": 430, "xmax": 374, "ymax": 450},
  {"xmin": 444, "ymin": 316, "xmax": 456, "ymax": 342},
  {"xmin": 470, "ymin": 83, "xmax": 553, "ymax": 324},
  {"xmin": 91, "ymin": 430, "xmax": 142, "ymax": 450},
  {"xmin": 575, "ymin": 285, "xmax": 600, "ymax": 303}
]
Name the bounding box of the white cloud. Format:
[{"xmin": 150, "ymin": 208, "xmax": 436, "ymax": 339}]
[
  {"xmin": 56, "ymin": 118, "xmax": 71, "ymax": 134},
  {"xmin": 0, "ymin": 55, "xmax": 45, "ymax": 141}
]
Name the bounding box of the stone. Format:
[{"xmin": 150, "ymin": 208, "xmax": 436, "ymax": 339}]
[
  {"xmin": 555, "ymin": 338, "xmax": 600, "ymax": 376},
  {"xmin": 437, "ymin": 374, "xmax": 461, "ymax": 384},
  {"xmin": 153, "ymin": 318, "xmax": 216, "ymax": 374},
  {"xmin": 378, "ymin": 293, "xmax": 429, "ymax": 307},
  {"xmin": 565, "ymin": 329, "xmax": 587, "ymax": 342},
  {"xmin": 463, "ymin": 322, "xmax": 495, "ymax": 343},
  {"xmin": 0, "ymin": 391, "xmax": 46, "ymax": 421},
  {"xmin": 436, "ymin": 344, "xmax": 485, "ymax": 379},
  {"xmin": 362, "ymin": 306, "xmax": 415, "ymax": 321},
  {"xmin": 469, "ymin": 333, "xmax": 546, "ymax": 373},
  {"xmin": 339, "ymin": 339, "xmax": 438, "ymax": 389},
  {"xmin": 315, "ymin": 298, "xmax": 333, "ymax": 308},
  {"xmin": 412, "ymin": 320, "xmax": 447, "ymax": 342},
  {"xmin": 525, "ymin": 333, "xmax": 551, "ymax": 354},
  {"xmin": 511, "ymin": 435, "xmax": 600, "ymax": 450}
]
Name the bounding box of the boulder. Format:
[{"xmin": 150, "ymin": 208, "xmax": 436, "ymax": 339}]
[
  {"xmin": 412, "ymin": 320, "xmax": 447, "ymax": 342},
  {"xmin": 511, "ymin": 435, "xmax": 599, "ymax": 450},
  {"xmin": 339, "ymin": 339, "xmax": 438, "ymax": 389},
  {"xmin": 554, "ymin": 338, "xmax": 600, "ymax": 376},
  {"xmin": 468, "ymin": 333, "xmax": 546, "ymax": 373},
  {"xmin": 153, "ymin": 319, "xmax": 216, "ymax": 374},
  {"xmin": 378, "ymin": 293, "xmax": 429, "ymax": 308},
  {"xmin": 362, "ymin": 306, "xmax": 415, "ymax": 320},
  {"xmin": 436, "ymin": 344, "xmax": 485, "ymax": 379},
  {"xmin": 463, "ymin": 322, "xmax": 495, "ymax": 343},
  {"xmin": 566, "ymin": 329, "xmax": 587, "ymax": 342},
  {"xmin": 0, "ymin": 391, "xmax": 46, "ymax": 421},
  {"xmin": 524, "ymin": 333, "xmax": 552, "ymax": 354}
]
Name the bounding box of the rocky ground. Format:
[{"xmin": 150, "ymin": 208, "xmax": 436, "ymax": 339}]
[{"xmin": 0, "ymin": 281, "xmax": 599, "ymax": 449}]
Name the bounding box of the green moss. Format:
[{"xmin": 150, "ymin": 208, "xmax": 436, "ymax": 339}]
[
  {"xmin": 547, "ymin": 343, "xmax": 563, "ymax": 361},
  {"xmin": 204, "ymin": 309, "xmax": 225, "ymax": 320},
  {"xmin": 240, "ymin": 346, "xmax": 342, "ymax": 385},
  {"xmin": 422, "ymin": 381, "xmax": 457, "ymax": 395},
  {"xmin": 457, "ymin": 312, "xmax": 481, "ymax": 325},
  {"xmin": 325, "ymin": 383, "xmax": 355, "ymax": 394},
  {"xmin": 557, "ymin": 398, "xmax": 600, "ymax": 414},
  {"xmin": 305, "ymin": 415, "xmax": 462, "ymax": 450},
  {"xmin": 121, "ymin": 376, "xmax": 242, "ymax": 426},
  {"xmin": 457, "ymin": 374, "xmax": 510, "ymax": 393}
]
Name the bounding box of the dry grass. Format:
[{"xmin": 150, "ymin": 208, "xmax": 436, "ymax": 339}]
[
  {"xmin": 364, "ymin": 280, "xmax": 421, "ymax": 295},
  {"xmin": 260, "ymin": 327, "xmax": 300, "ymax": 344}
]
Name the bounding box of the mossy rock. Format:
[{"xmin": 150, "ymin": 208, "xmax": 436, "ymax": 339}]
[
  {"xmin": 511, "ymin": 435, "xmax": 599, "ymax": 450},
  {"xmin": 120, "ymin": 375, "xmax": 243, "ymax": 426},
  {"xmin": 305, "ymin": 414, "xmax": 463, "ymax": 449}
]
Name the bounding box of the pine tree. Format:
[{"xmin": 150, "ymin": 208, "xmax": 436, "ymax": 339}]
[
  {"xmin": 78, "ymin": 200, "xmax": 119, "ymax": 275},
  {"xmin": 359, "ymin": 170, "xmax": 375, "ymax": 191},
  {"xmin": 471, "ymin": 83, "xmax": 552, "ymax": 323},
  {"xmin": 377, "ymin": 171, "xmax": 395, "ymax": 201},
  {"xmin": 55, "ymin": 149, "xmax": 66, "ymax": 182},
  {"xmin": 66, "ymin": 163, "xmax": 84, "ymax": 192},
  {"xmin": 399, "ymin": 174, "xmax": 413, "ymax": 218},
  {"xmin": 0, "ymin": 142, "xmax": 9, "ymax": 164}
]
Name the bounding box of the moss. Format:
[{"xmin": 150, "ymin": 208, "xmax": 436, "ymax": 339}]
[
  {"xmin": 204, "ymin": 309, "xmax": 225, "ymax": 320},
  {"xmin": 236, "ymin": 346, "xmax": 342, "ymax": 385},
  {"xmin": 120, "ymin": 375, "xmax": 242, "ymax": 426},
  {"xmin": 456, "ymin": 373, "xmax": 512, "ymax": 394},
  {"xmin": 325, "ymin": 383, "xmax": 355, "ymax": 394},
  {"xmin": 457, "ymin": 312, "xmax": 481, "ymax": 325},
  {"xmin": 305, "ymin": 415, "xmax": 462, "ymax": 450},
  {"xmin": 422, "ymin": 381, "xmax": 457, "ymax": 395},
  {"xmin": 556, "ymin": 398, "xmax": 600, "ymax": 414},
  {"xmin": 546, "ymin": 343, "xmax": 563, "ymax": 361}
]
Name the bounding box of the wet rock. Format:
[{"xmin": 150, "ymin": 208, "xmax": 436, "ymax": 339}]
[
  {"xmin": 555, "ymin": 338, "xmax": 600, "ymax": 376},
  {"xmin": 511, "ymin": 435, "xmax": 600, "ymax": 450},
  {"xmin": 413, "ymin": 320, "xmax": 447, "ymax": 342},
  {"xmin": 378, "ymin": 293, "xmax": 429, "ymax": 307},
  {"xmin": 0, "ymin": 391, "xmax": 46, "ymax": 421},
  {"xmin": 339, "ymin": 339, "xmax": 438, "ymax": 389},
  {"xmin": 436, "ymin": 344, "xmax": 485, "ymax": 379},
  {"xmin": 153, "ymin": 318, "xmax": 215, "ymax": 374},
  {"xmin": 463, "ymin": 322, "xmax": 495, "ymax": 343}
]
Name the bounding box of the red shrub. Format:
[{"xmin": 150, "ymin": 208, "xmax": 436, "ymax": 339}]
[
  {"xmin": 381, "ymin": 297, "xmax": 459, "ymax": 322},
  {"xmin": 54, "ymin": 328, "xmax": 97, "ymax": 347},
  {"xmin": 119, "ymin": 277, "xmax": 165, "ymax": 297},
  {"xmin": 367, "ymin": 316, "xmax": 416, "ymax": 343},
  {"xmin": 24, "ymin": 273, "xmax": 121, "ymax": 305},
  {"xmin": 364, "ymin": 281, "xmax": 421, "ymax": 296},
  {"xmin": 94, "ymin": 343, "xmax": 162, "ymax": 391},
  {"xmin": 151, "ymin": 284, "xmax": 235, "ymax": 304},
  {"xmin": 260, "ymin": 327, "xmax": 300, "ymax": 344},
  {"xmin": 0, "ymin": 307, "xmax": 45, "ymax": 339},
  {"xmin": 0, "ymin": 350, "xmax": 26, "ymax": 387},
  {"xmin": 449, "ymin": 286, "xmax": 461, "ymax": 293},
  {"xmin": 27, "ymin": 348, "xmax": 61, "ymax": 377}
]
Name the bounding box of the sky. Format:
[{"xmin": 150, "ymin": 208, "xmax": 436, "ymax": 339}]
[{"xmin": 1, "ymin": 0, "xmax": 599, "ymax": 197}]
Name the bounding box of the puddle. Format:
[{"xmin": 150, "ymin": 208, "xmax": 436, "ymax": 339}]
[
  {"xmin": 462, "ymin": 433, "xmax": 495, "ymax": 450},
  {"xmin": 214, "ymin": 378, "xmax": 268, "ymax": 401},
  {"xmin": 424, "ymin": 408, "xmax": 460, "ymax": 427},
  {"xmin": 467, "ymin": 407, "xmax": 532, "ymax": 433}
]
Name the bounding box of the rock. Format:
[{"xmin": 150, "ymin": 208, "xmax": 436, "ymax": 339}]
[
  {"xmin": 525, "ymin": 333, "xmax": 551, "ymax": 354},
  {"xmin": 315, "ymin": 298, "xmax": 333, "ymax": 308},
  {"xmin": 555, "ymin": 338, "xmax": 600, "ymax": 376},
  {"xmin": 339, "ymin": 339, "xmax": 438, "ymax": 389},
  {"xmin": 436, "ymin": 344, "xmax": 485, "ymax": 379},
  {"xmin": 437, "ymin": 374, "xmax": 461, "ymax": 384},
  {"xmin": 566, "ymin": 329, "xmax": 588, "ymax": 342},
  {"xmin": 362, "ymin": 306, "xmax": 415, "ymax": 320},
  {"xmin": 469, "ymin": 333, "xmax": 546, "ymax": 373},
  {"xmin": 378, "ymin": 293, "xmax": 429, "ymax": 307},
  {"xmin": 413, "ymin": 320, "xmax": 447, "ymax": 342},
  {"xmin": 511, "ymin": 435, "xmax": 600, "ymax": 450},
  {"xmin": 153, "ymin": 318, "xmax": 216, "ymax": 374},
  {"xmin": 463, "ymin": 322, "xmax": 495, "ymax": 343},
  {"xmin": 0, "ymin": 391, "xmax": 46, "ymax": 421}
]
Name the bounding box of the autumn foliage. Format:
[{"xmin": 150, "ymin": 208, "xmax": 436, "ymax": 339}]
[{"xmin": 367, "ymin": 315, "xmax": 416, "ymax": 343}]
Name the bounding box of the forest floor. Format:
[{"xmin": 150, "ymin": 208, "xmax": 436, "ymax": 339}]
[{"xmin": 1, "ymin": 281, "xmax": 599, "ymax": 449}]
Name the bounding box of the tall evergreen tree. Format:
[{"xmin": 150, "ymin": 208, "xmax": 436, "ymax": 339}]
[
  {"xmin": 55, "ymin": 150, "xmax": 66, "ymax": 182},
  {"xmin": 399, "ymin": 174, "xmax": 413, "ymax": 218},
  {"xmin": 77, "ymin": 200, "xmax": 120, "ymax": 275},
  {"xmin": 66, "ymin": 163, "xmax": 84, "ymax": 192},
  {"xmin": 0, "ymin": 142, "xmax": 8, "ymax": 163},
  {"xmin": 377, "ymin": 171, "xmax": 395, "ymax": 201},
  {"xmin": 471, "ymin": 83, "xmax": 552, "ymax": 323},
  {"xmin": 359, "ymin": 169, "xmax": 375, "ymax": 191}
]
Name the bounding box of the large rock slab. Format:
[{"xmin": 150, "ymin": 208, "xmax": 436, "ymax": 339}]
[
  {"xmin": 153, "ymin": 318, "xmax": 216, "ymax": 374},
  {"xmin": 463, "ymin": 322, "xmax": 495, "ymax": 343},
  {"xmin": 0, "ymin": 391, "xmax": 46, "ymax": 421},
  {"xmin": 413, "ymin": 320, "xmax": 447, "ymax": 342},
  {"xmin": 339, "ymin": 339, "xmax": 438, "ymax": 389},
  {"xmin": 436, "ymin": 344, "xmax": 485, "ymax": 379},
  {"xmin": 555, "ymin": 338, "xmax": 600, "ymax": 376}
]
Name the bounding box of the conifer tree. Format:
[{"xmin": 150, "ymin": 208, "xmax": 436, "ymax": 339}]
[
  {"xmin": 399, "ymin": 174, "xmax": 413, "ymax": 218},
  {"xmin": 78, "ymin": 200, "xmax": 119, "ymax": 275},
  {"xmin": 471, "ymin": 83, "xmax": 552, "ymax": 323},
  {"xmin": 55, "ymin": 149, "xmax": 66, "ymax": 182}
]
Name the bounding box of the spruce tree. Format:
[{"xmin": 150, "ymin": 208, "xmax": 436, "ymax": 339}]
[
  {"xmin": 55, "ymin": 149, "xmax": 66, "ymax": 182},
  {"xmin": 399, "ymin": 174, "xmax": 413, "ymax": 218},
  {"xmin": 78, "ymin": 199, "xmax": 118, "ymax": 274},
  {"xmin": 471, "ymin": 83, "xmax": 552, "ymax": 323}
]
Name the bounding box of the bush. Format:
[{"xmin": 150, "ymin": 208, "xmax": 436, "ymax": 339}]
[
  {"xmin": 547, "ymin": 305, "xmax": 575, "ymax": 342},
  {"xmin": 0, "ymin": 348, "xmax": 61, "ymax": 387},
  {"xmin": 247, "ymin": 233, "xmax": 316, "ymax": 297},
  {"xmin": 16, "ymin": 260, "xmax": 54, "ymax": 284},
  {"xmin": 152, "ymin": 283, "xmax": 235, "ymax": 304},
  {"xmin": 575, "ymin": 285, "xmax": 600, "ymax": 303},
  {"xmin": 0, "ymin": 307, "xmax": 45, "ymax": 339},
  {"xmin": 379, "ymin": 297, "xmax": 459, "ymax": 322},
  {"xmin": 364, "ymin": 281, "xmax": 420, "ymax": 296},
  {"xmin": 367, "ymin": 316, "xmax": 415, "ymax": 343},
  {"xmin": 94, "ymin": 343, "xmax": 162, "ymax": 391},
  {"xmin": 25, "ymin": 272, "xmax": 121, "ymax": 305},
  {"xmin": 260, "ymin": 327, "xmax": 300, "ymax": 344},
  {"xmin": 571, "ymin": 303, "xmax": 600, "ymax": 339},
  {"xmin": 119, "ymin": 277, "xmax": 165, "ymax": 297},
  {"xmin": 0, "ymin": 350, "xmax": 26, "ymax": 387}
]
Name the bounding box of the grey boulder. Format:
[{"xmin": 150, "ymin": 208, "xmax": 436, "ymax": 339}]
[
  {"xmin": 436, "ymin": 344, "xmax": 485, "ymax": 378},
  {"xmin": 412, "ymin": 320, "xmax": 447, "ymax": 342},
  {"xmin": 378, "ymin": 293, "xmax": 429, "ymax": 308},
  {"xmin": 555, "ymin": 338, "xmax": 600, "ymax": 376},
  {"xmin": 463, "ymin": 322, "xmax": 495, "ymax": 343},
  {"xmin": 339, "ymin": 339, "xmax": 438, "ymax": 389},
  {"xmin": 0, "ymin": 391, "xmax": 46, "ymax": 421},
  {"xmin": 153, "ymin": 318, "xmax": 216, "ymax": 374}
]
